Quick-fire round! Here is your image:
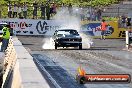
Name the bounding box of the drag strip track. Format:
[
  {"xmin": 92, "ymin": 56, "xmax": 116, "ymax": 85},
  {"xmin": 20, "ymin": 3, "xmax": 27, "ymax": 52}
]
[
  {"xmin": 32, "ymin": 54, "xmax": 86, "ymax": 88},
  {"xmin": 32, "ymin": 50, "xmax": 132, "ymax": 88},
  {"xmin": 18, "ymin": 36, "xmax": 132, "ymax": 88}
]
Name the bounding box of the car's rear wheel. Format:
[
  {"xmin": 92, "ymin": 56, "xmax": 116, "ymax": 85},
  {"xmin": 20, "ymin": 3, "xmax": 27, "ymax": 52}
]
[
  {"xmin": 79, "ymin": 45, "xmax": 82, "ymax": 50},
  {"xmin": 55, "ymin": 43, "xmax": 57, "ymax": 49}
]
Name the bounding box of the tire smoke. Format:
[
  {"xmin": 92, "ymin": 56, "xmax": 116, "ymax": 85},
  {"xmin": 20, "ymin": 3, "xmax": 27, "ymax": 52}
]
[{"xmin": 42, "ymin": 7, "xmax": 93, "ymax": 49}]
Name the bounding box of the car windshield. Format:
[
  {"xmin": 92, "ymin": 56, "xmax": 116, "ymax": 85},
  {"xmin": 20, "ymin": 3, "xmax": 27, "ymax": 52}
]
[{"xmin": 57, "ymin": 30, "xmax": 79, "ymax": 36}]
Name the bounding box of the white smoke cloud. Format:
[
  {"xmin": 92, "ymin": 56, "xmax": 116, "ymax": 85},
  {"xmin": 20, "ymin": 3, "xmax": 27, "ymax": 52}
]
[
  {"xmin": 42, "ymin": 37, "xmax": 54, "ymax": 49},
  {"xmin": 52, "ymin": 7, "xmax": 81, "ymax": 30},
  {"xmin": 42, "ymin": 6, "xmax": 93, "ymax": 49}
]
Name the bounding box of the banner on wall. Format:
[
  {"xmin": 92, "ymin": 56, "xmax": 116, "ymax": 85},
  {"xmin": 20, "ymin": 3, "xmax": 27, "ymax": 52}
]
[
  {"xmin": 0, "ymin": 19, "xmax": 81, "ymax": 35},
  {"xmin": 80, "ymin": 23, "xmax": 114, "ymax": 36},
  {"xmin": 0, "ymin": 19, "xmax": 127, "ymax": 38},
  {"xmin": 81, "ymin": 21, "xmax": 127, "ymax": 38},
  {"xmin": 0, "ymin": 19, "xmax": 66, "ymax": 35}
]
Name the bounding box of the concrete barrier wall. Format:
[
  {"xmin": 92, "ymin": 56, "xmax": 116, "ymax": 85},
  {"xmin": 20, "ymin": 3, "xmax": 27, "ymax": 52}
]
[
  {"xmin": 2, "ymin": 37, "xmax": 50, "ymax": 88},
  {"xmin": 2, "ymin": 38, "xmax": 18, "ymax": 88}
]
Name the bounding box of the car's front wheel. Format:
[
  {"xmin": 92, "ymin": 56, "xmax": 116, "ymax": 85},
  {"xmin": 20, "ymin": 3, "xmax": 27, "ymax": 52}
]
[
  {"xmin": 79, "ymin": 45, "xmax": 82, "ymax": 50},
  {"xmin": 55, "ymin": 43, "xmax": 57, "ymax": 49}
]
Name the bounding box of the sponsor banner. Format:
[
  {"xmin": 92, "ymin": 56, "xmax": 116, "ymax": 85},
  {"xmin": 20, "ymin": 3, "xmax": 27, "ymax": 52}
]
[
  {"xmin": 0, "ymin": 19, "xmax": 128, "ymax": 38},
  {"xmin": 81, "ymin": 21, "xmax": 127, "ymax": 38},
  {"xmin": 0, "ymin": 19, "xmax": 64, "ymax": 35},
  {"xmin": 0, "ymin": 19, "xmax": 80, "ymax": 35},
  {"xmin": 81, "ymin": 23, "xmax": 114, "ymax": 36}
]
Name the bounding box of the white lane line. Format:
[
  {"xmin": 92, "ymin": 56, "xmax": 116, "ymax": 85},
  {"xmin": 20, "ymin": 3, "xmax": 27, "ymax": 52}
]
[{"xmin": 34, "ymin": 57, "xmax": 61, "ymax": 88}]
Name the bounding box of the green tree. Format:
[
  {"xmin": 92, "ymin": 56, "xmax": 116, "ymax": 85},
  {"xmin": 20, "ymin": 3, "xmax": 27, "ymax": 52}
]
[{"xmin": 0, "ymin": 0, "xmax": 120, "ymax": 18}]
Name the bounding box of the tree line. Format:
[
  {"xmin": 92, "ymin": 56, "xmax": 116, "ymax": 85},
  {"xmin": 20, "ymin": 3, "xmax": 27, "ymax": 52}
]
[{"xmin": 0, "ymin": 0, "xmax": 122, "ymax": 18}]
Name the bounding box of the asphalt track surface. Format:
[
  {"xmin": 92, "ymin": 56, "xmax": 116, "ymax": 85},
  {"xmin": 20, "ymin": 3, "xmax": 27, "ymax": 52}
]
[{"xmin": 18, "ymin": 35, "xmax": 132, "ymax": 88}]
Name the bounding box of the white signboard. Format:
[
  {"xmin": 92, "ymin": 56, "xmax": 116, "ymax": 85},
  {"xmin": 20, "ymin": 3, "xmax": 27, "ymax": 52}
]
[{"xmin": 0, "ymin": 19, "xmax": 66, "ymax": 35}]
